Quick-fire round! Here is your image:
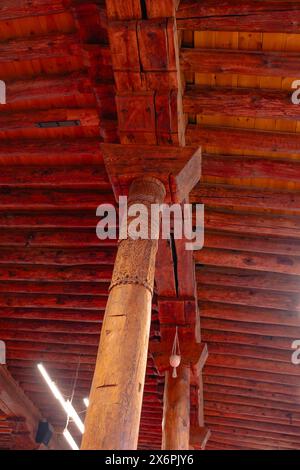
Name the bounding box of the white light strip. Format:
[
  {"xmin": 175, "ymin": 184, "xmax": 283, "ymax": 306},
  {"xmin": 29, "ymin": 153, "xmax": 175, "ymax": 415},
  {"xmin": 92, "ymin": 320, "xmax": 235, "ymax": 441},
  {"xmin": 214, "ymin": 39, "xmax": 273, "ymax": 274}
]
[
  {"xmin": 83, "ymin": 397, "xmax": 89, "ymax": 407},
  {"xmin": 63, "ymin": 429, "xmax": 79, "ymax": 450},
  {"xmin": 37, "ymin": 363, "xmax": 85, "ymax": 434}
]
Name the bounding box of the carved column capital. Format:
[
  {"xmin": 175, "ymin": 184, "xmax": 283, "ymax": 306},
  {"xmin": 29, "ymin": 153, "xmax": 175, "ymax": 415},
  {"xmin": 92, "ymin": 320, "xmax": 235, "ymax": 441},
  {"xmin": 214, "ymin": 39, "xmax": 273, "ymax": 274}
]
[{"xmin": 109, "ymin": 177, "xmax": 166, "ymax": 295}]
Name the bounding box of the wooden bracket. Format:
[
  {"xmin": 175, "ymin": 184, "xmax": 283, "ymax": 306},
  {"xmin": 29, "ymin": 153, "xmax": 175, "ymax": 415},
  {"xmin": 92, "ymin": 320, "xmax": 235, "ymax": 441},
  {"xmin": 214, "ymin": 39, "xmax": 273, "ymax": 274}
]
[{"xmin": 101, "ymin": 143, "xmax": 201, "ymax": 202}]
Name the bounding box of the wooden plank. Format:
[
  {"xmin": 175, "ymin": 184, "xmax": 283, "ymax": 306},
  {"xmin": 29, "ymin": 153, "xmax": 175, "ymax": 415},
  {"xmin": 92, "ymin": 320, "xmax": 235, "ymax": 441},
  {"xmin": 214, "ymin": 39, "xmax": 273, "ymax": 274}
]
[
  {"xmin": 105, "ymin": 0, "xmax": 142, "ymax": 20},
  {"xmin": 198, "ymin": 284, "xmax": 300, "ymax": 312},
  {"xmin": 192, "ymin": 184, "xmax": 300, "ymax": 212},
  {"xmin": 196, "ymin": 247, "xmax": 300, "ymax": 276},
  {"xmin": 0, "ymin": 366, "xmax": 62, "ymax": 449},
  {"xmin": 0, "ymin": 139, "xmax": 103, "ymax": 166},
  {"xmin": 184, "ymin": 86, "xmax": 300, "ymax": 121},
  {"xmin": 101, "ymin": 143, "xmax": 201, "ymax": 201},
  {"xmin": 177, "ymin": 0, "xmax": 300, "ymax": 32},
  {"xmin": 0, "ymin": 0, "xmax": 66, "ymax": 20},
  {"xmin": 200, "ymin": 301, "xmax": 300, "ymax": 327},
  {"xmin": 187, "ymin": 125, "xmax": 300, "ymax": 155},
  {"xmin": 204, "ymin": 231, "xmax": 300, "ymax": 257},
  {"xmin": 197, "ymin": 267, "xmax": 300, "ymax": 293},
  {"xmin": 181, "ymin": 48, "xmax": 300, "ymax": 78}
]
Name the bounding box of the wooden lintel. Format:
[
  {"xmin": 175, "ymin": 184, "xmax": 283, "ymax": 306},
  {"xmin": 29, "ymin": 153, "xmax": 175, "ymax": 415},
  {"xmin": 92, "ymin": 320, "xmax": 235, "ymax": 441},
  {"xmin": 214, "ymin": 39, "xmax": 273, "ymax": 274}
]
[{"xmin": 101, "ymin": 143, "xmax": 201, "ymax": 202}]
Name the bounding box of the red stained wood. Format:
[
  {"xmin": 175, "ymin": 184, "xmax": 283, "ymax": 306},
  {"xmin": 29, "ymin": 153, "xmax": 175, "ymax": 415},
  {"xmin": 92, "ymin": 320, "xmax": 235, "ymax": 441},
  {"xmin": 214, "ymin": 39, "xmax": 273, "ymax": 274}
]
[
  {"xmin": 184, "ymin": 86, "xmax": 300, "ymax": 121},
  {"xmin": 181, "ymin": 48, "xmax": 300, "ymax": 78},
  {"xmin": 196, "ymin": 247, "xmax": 300, "ymax": 276},
  {"xmin": 197, "ymin": 267, "xmax": 300, "ymax": 294},
  {"xmin": 177, "ymin": 0, "xmax": 300, "ymax": 32},
  {"xmin": 200, "ymin": 301, "xmax": 300, "ymax": 327},
  {"xmin": 193, "ymin": 183, "xmax": 300, "ymax": 212},
  {"xmin": 202, "ymin": 153, "xmax": 300, "ymax": 182},
  {"xmin": 106, "ymin": 0, "xmax": 142, "ymax": 20},
  {"xmin": 0, "ymin": 139, "xmax": 103, "ymax": 166},
  {"xmin": 187, "ymin": 125, "xmax": 300, "ymax": 155}
]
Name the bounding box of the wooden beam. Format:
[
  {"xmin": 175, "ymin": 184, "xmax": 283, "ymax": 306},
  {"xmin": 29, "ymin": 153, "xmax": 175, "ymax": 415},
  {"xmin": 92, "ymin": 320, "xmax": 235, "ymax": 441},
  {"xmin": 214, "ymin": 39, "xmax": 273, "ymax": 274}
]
[
  {"xmin": 0, "ymin": 33, "xmax": 89, "ymax": 63},
  {"xmin": 0, "ymin": 188, "xmax": 113, "ymax": 210},
  {"xmin": 0, "ymin": 138, "xmax": 103, "ymax": 166},
  {"xmin": 200, "ymin": 301, "xmax": 300, "ymax": 327},
  {"xmin": 205, "ymin": 365, "xmax": 300, "ymax": 387},
  {"xmin": 187, "ymin": 125, "xmax": 300, "ymax": 155},
  {"xmin": 195, "ymin": 247, "xmax": 300, "ymax": 275},
  {"xmin": 177, "ymin": 0, "xmax": 300, "ymax": 33},
  {"xmin": 181, "ymin": 48, "xmax": 300, "ymax": 78},
  {"xmin": 0, "ymin": 366, "xmax": 62, "ymax": 449},
  {"xmin": 162, "ymin": 366, "xmax": 190, "ymax": 450},
  {"xmin": 0, "ymin": 108, "xmax": 100, "ymax": 132},
  {"xmin": 0, "ymin": 265, "xmax": 113, "ymax": 282},
  {"xmin": 101, "ymin": 143, "xmax": 201, "ymax": 201},
  {"xmin": 0, "ymin": 0, "xmax": 67, "ymax": 20},
  {"xmin": 3, "ymin": 73, "xmax": 96, "ymax": 112},
  {"xmin": 190, "ymin": 425, "xmax": 211, "ymax": 449},
  {"xmin": 204, "ymin": 231, "xmax": 300, "ymax": 257},
  {"xmin": 202, "ymin": 153, "xmax": 300, "ymax": 182},
  {"xmin": 184, "ymin": 86, "xmax": 300, "ymax": 121},
  {"xmin": 197, "ymin": 267, "xmax": 300, "ymax": 294},
  {"xmin": 198, "ymin": 284, "xmax": 300, "ymax": 312}
]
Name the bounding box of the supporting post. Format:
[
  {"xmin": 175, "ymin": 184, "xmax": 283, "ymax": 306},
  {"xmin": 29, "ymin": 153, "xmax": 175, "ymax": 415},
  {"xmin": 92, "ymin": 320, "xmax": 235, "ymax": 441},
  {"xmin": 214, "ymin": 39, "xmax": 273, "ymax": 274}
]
[
  {"xmin": 162, "ymin": 365, "xmax": 190, "ymax": 450},
  {"xmin": 81, "ymin": 177, "xmax": 166, "ymax": 450}
]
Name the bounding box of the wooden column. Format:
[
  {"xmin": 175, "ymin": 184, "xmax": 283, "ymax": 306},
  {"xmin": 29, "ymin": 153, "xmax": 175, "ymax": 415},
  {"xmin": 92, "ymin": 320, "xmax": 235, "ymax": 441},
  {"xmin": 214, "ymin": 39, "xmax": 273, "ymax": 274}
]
[
  {"xmin": 81, "ymin": 177, "xmax": 166, "ymax": 450},
  {"xmin": 162, "ymin": 365, "xmax": 190, "ymax": 450}
]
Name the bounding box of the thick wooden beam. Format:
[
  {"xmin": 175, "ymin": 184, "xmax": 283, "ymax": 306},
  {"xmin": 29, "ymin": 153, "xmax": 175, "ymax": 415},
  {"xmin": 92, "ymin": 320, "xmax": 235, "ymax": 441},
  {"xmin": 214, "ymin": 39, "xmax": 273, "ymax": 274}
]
[
  {"xmin": 162, "ymin": 366, "xmax": 190, "ymax": 450},
  {"xmin": 184, "ymin": 86, "xmax": 300, "ymax": 121},
  {"xmin": 177, "ymin": 0, "xmax": 300, "ymax": 32},
  {"xmin": 0, "ymin": 108, "xmax": 99, "ymax": 133},
  {"xmin": 202, "ymin": 153, "xmax": 300, "ymax": 182},
  {"xmin": 181, "ymin": 48, "xmax": 300, "ymax": 78},
  {"xmin": 0, "ymin": 247, "xmax": 116, "ymax": 265},
  {"xmin": 0, "ymin": 188, "xmax": 113, "ymax": 210},
  {"xmin": 192, "ymin": 184, "xmax": 300, "ymax": 213},
  {"xmin": 0, "ymin": 0, "xmax": 67, "ymax": 20},
  {"xmin": 204, "ymin": 231, "xmax": 300, "ymax": 257},
  {"xmin": 187, "ymin": 125, "xmax": 300, "ymax": 155},
  {"xmin": 195, "ymin": 247, "xmax": 300, "ymax": 275},
  {"xmin": 200, "ymin": 301, "xmax": 300, "ymax": 327},
  {"xmin": 0, "ymin": 138, "xmax": 103, "ymax": 166}
]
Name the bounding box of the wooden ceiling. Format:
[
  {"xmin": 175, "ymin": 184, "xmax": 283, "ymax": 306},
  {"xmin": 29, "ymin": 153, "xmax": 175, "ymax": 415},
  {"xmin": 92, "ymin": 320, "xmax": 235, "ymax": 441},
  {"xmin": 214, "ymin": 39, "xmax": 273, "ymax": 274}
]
[{"xmin": 0, "ymin": 0, "xmax": 300, "ymax": 450}]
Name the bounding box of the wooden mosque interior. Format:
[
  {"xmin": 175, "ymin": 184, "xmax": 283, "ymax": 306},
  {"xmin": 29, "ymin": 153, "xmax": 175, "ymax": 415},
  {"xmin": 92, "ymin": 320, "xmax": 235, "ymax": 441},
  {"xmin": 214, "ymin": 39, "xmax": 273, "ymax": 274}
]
[{"xmin": 0, "ymin": 0, "xmax": 300, "ymax": 450}]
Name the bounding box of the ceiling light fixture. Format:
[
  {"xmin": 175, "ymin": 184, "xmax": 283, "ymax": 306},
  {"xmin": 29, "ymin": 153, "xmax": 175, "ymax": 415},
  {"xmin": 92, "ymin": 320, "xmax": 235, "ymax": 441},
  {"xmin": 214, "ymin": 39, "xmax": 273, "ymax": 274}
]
[
  {"xmin": 37, "ymin": 363, "xmax": 85, "ymax": 435},
  {"xmin": 63, "ymin": 429, "xmax": 79, "ymax": 450}
]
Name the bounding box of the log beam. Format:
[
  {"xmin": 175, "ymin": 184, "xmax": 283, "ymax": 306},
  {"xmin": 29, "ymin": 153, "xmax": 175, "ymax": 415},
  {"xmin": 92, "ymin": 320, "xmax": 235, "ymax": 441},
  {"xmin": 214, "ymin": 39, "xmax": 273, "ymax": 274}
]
[
  {"xmin": 162, "ymin": 366, "xmax": 190, "ymax": 450},
  {"xmin": 184, "ymin": 86, "xmax": 300, "ymax": 121},
  {"xmin": 181, "ymin": 48, "xmax": 300, "ymax": 78},
  {"xmin": 0, "ymin": 365, "xmax": 62, "ymax": 449},
  {"xmin": 187, "ymin": 125, "xmax": 300, "ymax": 155}
]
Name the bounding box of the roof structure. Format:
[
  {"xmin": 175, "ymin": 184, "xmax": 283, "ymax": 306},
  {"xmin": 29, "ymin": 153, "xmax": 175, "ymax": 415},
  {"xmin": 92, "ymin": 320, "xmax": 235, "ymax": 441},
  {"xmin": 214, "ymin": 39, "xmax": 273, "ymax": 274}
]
[{"xmin": 0, "ymin": 0, "xmax": 300, "ymax": 450}]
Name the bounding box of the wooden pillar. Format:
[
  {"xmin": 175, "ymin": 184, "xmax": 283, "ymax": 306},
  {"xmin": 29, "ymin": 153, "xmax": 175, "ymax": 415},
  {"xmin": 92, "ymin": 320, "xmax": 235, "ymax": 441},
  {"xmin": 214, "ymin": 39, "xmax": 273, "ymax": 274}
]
[
  {"xmin": 81, "ymin": 177, "xmax": 166, "ymax": 450},
  {"xmin": 162, "ymin": 365, "xmax": 190, "ymax": 450}
]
